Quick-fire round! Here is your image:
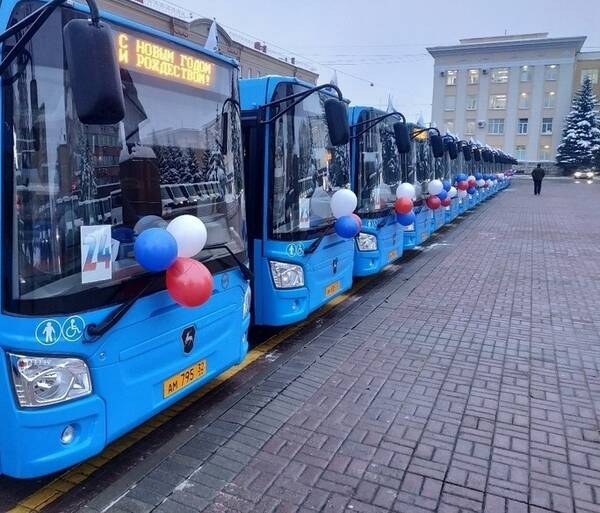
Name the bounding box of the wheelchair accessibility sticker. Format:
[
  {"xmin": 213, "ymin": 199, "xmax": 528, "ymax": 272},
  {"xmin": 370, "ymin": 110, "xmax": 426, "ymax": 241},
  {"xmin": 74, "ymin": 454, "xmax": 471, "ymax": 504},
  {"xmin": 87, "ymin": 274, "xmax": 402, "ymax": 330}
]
[
  {"xmin": 286, "ymin": 242, "xmax": 305, "ymax": 257},
  {"xmin": 62, "ymin": 316, "xmax": 85, "ymax": 342}
]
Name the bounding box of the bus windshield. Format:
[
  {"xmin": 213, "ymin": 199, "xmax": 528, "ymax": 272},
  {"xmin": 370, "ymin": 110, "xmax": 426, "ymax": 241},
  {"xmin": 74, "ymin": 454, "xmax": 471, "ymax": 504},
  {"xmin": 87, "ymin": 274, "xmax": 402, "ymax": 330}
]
[
  {"xmin": 3, "ymin": 2, "xmax": 245, "ymax": 314},
  {"xmin": 269, "ymin": 83, "xmax": 350, "ymax": 239},
  {"xmin": 355, "ymin": 111, "xmax": 401, "ymax": 214}
]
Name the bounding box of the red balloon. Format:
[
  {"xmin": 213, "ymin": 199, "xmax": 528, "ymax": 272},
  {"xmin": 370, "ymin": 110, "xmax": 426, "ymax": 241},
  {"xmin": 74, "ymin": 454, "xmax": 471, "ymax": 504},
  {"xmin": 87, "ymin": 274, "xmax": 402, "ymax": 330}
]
[
  {"xmin": 351, "ymin": 213, "xmax": 362, "ymax": 231},
  {"xmin": 457, "ymin": 180, "xmax": 468, "ymax": 191},
  {"xmin": 394, "ymin": 197, "xmax": 413, "ymax": 214},
  {"xmin": 441, "ymin": 197, "xmax": 451, "ymax": 207},
  {"xmin": 468, "ymin": 179, "xmax": 477, "ymax": 188},
  {"xmin": 426, "ymin": 196, "xmax": 441, "ymax": 210},
  {"xmin": 166, "ymin": 258, "xmax": 214, "ymax": 308},
  {"xmin": 483, "ymin": 181, "xmax": 489, "ymax": 188}
]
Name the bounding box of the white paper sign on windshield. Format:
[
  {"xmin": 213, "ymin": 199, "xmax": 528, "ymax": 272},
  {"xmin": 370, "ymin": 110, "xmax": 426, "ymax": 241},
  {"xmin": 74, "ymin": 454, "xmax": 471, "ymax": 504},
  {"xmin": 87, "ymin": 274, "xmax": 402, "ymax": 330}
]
[
  {"xmin": 299, "ymin": 198, "xmax": 310, "ymax": 229},
  {"xmin": 80, "ymin": 225, "xmax": 113, "ymax": 284}
]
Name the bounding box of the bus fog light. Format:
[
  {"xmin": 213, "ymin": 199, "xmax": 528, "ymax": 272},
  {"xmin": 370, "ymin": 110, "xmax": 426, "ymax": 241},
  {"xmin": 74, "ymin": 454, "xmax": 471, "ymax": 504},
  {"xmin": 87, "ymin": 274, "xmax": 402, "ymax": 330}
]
[
  {"xmin": 356, "ymin": 233, "xmax": 377, "ymax": 251},
  {"xmin": 9, "ymin": 354, "xmax": 92, "ymax": 408},
  {"xmin": 61, "ymin": 425, "xmax": 76, "ymax": 445},
  {"xmin": 270, "ymin": 261, "xmax": 304, "ymax": 288}
]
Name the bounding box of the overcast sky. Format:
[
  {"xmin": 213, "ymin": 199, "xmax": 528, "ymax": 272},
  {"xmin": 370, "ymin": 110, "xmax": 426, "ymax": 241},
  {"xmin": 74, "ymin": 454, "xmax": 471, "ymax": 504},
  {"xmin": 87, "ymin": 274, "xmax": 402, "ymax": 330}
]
[{"xmin": 170, "ymin": 0, "xmax": 600, "ymax": 122}]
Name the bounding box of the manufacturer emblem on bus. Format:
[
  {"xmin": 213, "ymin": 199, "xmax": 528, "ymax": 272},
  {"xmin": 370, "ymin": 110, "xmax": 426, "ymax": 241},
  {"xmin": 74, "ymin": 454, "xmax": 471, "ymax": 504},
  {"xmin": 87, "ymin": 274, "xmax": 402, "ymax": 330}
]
[
  {"xmin": 181, "ymin": 326, "xmax": 196, "ymax": 354},
  {"xmin": 332, "ymin": 258, "xmax": 338, "ymax": 275}
]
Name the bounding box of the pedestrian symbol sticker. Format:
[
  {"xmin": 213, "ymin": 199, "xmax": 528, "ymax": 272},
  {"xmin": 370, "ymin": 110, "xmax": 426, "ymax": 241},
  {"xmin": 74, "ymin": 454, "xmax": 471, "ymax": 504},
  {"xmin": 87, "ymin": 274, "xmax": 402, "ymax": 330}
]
[
  {"xmin": 35, "ymin": 319, "xmax": 62, "ymax": 346},
  {"xmin": 62, "ymin": 316, "xmax": 85, "ymax": 342}
]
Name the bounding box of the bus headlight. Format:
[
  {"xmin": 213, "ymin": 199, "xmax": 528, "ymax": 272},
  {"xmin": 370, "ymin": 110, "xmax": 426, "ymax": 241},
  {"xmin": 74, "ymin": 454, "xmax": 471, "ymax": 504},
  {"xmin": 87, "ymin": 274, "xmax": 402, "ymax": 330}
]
[
  {"xmin": 9, "ymin": 353, "xmax": 92, "ymax": 408},
  {"xmin": 356, "ymin": 233, "xmax": 377, "ymax": 251},
  {"xmin": 574, "ymin": 171, "xmax": 582, "ymax": 178},
  {"xmin": 270, "ymin": 261, "xmax": 304, "ymax": 288},
  {"xmin": 586, "ymin": 172, "xmax": 594, "ymax": 179},
  {"xmin": 243, "ymin": 285, "xmax": 252, "ymax": 318}
]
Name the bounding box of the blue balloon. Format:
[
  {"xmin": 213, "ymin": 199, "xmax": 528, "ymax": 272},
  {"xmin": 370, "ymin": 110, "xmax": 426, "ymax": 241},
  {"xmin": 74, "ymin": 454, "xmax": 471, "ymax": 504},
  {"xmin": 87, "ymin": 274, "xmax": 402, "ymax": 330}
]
[
  {"xmin": 335, "ymin": 215, "xmax": 359, "ymax": 239},
  {"xmin": 134, "ymin": 228, "xmax": 178, "ymax": 272},
  {"xmin": 437, "ymin": 189, "xmax": 448, "ymax": 200},
  {"xmin": 467, "ymin": 186, "xmax": 477, "ymax": 195},
  {"xmin": 442, "ymin": 180, "xmax": 451, "ymax": 192},
  {"xmin": 475, "ymin": 173, "xmax": 483, "ymax": 181},
  {"xmin": 397, "ymin": 211, "xmax": 416, "ymax": 226},
  {"xmin": 456, "ymin": 173, "xmax": 467, "ymax": 182}
]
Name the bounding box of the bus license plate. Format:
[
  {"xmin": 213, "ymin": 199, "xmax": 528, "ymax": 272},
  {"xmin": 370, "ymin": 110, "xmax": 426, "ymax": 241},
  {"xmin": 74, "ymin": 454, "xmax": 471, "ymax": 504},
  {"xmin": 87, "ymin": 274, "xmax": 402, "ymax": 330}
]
[
  {"xmin": 325, "ymin": 281, "xmax": 341, "ymax": 297},
  {"xmin": 388, "ymin": 250, "xmax": 398, "ymax": 261},
  {"xmin": 163, "ymin": 359, "xmax": 207, "ymax": 398}
]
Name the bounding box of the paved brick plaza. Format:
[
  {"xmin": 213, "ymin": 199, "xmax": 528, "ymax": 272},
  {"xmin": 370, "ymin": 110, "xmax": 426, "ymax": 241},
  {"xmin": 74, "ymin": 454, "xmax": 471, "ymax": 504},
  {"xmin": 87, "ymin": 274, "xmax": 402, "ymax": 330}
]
[{"xmin": 84, "ymin": 179, "xmax": 600, "ymax": 513}]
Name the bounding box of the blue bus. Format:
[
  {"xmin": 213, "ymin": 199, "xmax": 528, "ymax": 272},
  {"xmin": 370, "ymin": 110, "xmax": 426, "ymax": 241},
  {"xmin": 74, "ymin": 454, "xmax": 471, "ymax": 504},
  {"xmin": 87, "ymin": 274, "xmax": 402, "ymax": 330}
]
[
  {"xmin": 401, "ymin": 124, "xmax": 444, "ymax": 249},
  {"xmin": 441, "ymin": 135, "xmax": 461, "ymax": 223},
  {"xmin": 348, "ymin": 107, "xmax": 410, "ymax": 276},
  {"xmin": 0, "ymin": 0, "xmax": 250, "ymax": 478},
  {"xmin": 240, "ymin": 77, "xmax": 353, "ymax": 326}
]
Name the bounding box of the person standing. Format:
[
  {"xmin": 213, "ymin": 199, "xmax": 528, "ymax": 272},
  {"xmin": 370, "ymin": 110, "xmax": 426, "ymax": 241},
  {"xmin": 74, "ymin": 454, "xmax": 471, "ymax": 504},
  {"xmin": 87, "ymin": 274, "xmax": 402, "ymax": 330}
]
[{"xmin": 531, "ymin": 164, "xmax": 545, "ymax": 195}]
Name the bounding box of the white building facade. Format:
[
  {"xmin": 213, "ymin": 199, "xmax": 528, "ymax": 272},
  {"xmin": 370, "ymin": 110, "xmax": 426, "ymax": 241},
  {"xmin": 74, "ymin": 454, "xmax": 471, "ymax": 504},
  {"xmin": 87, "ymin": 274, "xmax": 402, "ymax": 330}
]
[{"xmin": 427, "ymin": 34, "xmax": 586, "ymax": 164}]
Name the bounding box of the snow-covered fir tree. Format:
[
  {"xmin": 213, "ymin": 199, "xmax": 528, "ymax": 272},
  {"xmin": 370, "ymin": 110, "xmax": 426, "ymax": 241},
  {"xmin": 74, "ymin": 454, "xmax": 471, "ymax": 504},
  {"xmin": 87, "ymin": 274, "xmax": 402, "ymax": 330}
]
[{"xmin": 556, "ymin": 77, "xmax": 600, "ymax": 172}]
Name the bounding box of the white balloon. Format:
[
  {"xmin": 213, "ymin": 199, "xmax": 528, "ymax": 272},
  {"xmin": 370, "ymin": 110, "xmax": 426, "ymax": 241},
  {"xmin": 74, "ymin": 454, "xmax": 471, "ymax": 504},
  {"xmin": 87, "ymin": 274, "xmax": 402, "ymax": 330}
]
[
  {"xmin": 167, "ymin": 215, "xmax": 208, "ymax": 258},
  {"xmin": 134, "ymin": 215, "xmax": 168, "ymax": 235},
  {"xmin": 396, "ymin": 182, "xmax": 416, "ymax": 200},
  {"xmin": 448, "ymin": 186, "xmax": 457, "ymax": 198},
  {"xmin": 457, "ymin": 189, "xmax": 468, "ymax": 199},
  {"xmin": 467, "ymin": 175, "xmax": 476, "ymax": 182},
  {"xmin": 330, "ymin": 189, "xmax": 357, "ymax": 219},
  {"xmin": 476, "ymin": 179, "xmax": 485, "ymax": 187},
  {"xmin": 428, "ymin": 179, "xmax": 444, "ymax": 196}
]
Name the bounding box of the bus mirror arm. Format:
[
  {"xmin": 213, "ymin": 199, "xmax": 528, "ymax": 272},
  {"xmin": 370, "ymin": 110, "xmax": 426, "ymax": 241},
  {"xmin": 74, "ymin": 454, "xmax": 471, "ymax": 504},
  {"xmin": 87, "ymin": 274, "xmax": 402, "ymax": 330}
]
[
  {"xmin": 204, "ymin": 244, "xmax": 254, "ymax": 281},
  {"xmin": 0, "ymin": 0, "xmax": 100, "ymax": 76},
  {"xmin": 86, "ymin": 276, "xmax": 159, "ymax": 340}
]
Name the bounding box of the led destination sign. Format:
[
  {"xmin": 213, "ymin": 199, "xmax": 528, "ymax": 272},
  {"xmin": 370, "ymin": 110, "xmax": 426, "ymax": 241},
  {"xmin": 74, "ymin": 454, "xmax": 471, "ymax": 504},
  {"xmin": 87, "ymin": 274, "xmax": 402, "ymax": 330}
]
[{"xmin": 116, "ymin": 32, "xmax": 214, "ymax": 89}]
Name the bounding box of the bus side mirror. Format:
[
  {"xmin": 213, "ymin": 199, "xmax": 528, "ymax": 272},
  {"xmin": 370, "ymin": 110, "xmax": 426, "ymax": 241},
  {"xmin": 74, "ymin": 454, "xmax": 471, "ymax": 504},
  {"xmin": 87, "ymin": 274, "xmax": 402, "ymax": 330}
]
[
  {"xmin": 463, "ymin": 146, "xmax": 472, "ymax": 161},
  {"xmin": 393, "ymin": 122, "xmax": 411, "ymax": 154},
  {"xmin": 473, "ymin": 148, "xmax": 482, "ymax": 161},
  {"xmin": 324, "ymin": 98, "xmax": 349, "ymax": 146},
  {"xmin": 447, "ymin": 141, "xmax": 458, "ymax": 160},
  {"xmin": 430, "ymin": 134, "xmax": 444, "ymax": 158},
  {"xmin": 221, "ymin": 112, "xmax": 229, "ymax": 155},
  {"xmin": 63, "ymin": 19, "xmax": 125, "ymax": 125}
]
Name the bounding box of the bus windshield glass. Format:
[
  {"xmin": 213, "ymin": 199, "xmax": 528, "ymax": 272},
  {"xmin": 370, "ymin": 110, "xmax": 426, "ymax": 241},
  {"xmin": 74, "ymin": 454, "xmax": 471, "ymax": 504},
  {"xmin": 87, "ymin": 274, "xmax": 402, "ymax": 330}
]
[
  {"xmin": 3, "ymin": 2, "xmax": 245, "ymax": 314},
  {"xmin": 355, "ymin": 111, "xmax": 402, "ymax": 214},
  {"xmin": 269, "ymin": 83, "xmax": 350, "ymax": 239}
]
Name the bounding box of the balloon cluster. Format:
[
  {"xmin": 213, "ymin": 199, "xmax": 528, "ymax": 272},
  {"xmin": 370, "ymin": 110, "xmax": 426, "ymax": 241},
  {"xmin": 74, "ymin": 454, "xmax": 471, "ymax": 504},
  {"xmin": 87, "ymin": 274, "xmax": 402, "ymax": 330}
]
[
  {"xmin": 134, "ymin": 215, "xmax": 213, "ymax": 308},
  {"xmin": 395, "ymin": 183, "xmax": 416, "ymax": 226},
  {"xmin": 331, "ymin": 189, "xmax": 362, "ymax": 238},
  {"xmin": 424, "ymin": 179, "xmax": 455, "ymax": 209}
]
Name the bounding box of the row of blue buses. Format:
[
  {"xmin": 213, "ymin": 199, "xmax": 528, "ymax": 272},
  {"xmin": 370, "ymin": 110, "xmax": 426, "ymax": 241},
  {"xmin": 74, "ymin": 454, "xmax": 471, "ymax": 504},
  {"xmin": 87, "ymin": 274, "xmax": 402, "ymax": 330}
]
[{"xmin": 0, "ymin": 0, "xmax": 515, "ymax": 478}]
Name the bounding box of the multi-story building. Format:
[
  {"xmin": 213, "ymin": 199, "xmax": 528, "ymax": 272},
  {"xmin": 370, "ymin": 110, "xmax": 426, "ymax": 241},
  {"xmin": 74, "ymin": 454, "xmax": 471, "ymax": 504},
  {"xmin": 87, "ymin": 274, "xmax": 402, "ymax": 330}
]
[
  {"xmin": 427, "ymin": 33, "xmax": 600, "ymax": 165},
  {"xmin": 98, "ymin": 0, "xmax": 319, "ymax": 83}
]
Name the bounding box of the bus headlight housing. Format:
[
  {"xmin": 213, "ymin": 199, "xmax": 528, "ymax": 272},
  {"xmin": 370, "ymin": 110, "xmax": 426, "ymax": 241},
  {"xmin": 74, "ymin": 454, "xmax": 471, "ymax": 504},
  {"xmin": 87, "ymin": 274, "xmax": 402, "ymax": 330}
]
[
  {"xmin": 270, "ymin": 261, "xmax": 304, "ymax": 288},
  {"xmin": 243, "ymin": 285, "xmax": 252, "ymax": 318},
  {"xmin": 9, "ymin": 353, "xmax": 92, "ymax": 408},
  {"xmin": 356, "ymin": 232, "xmax": 377, "ymax": 251}
]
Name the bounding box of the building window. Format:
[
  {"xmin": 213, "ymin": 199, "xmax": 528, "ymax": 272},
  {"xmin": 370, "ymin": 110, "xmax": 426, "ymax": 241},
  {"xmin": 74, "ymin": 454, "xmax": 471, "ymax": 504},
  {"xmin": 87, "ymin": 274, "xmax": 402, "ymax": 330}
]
[
  {"xmin": 490, "ymin": 67, "xmax": 509, "ymax": 83},
  {"xmin": 541, "ymin": 117, "xmax": 553, "ymax": 134},
  {"xmin": 488, "ymin": 118, "xmax": 505, "ymax": 135},
  {"xmin": 544, "ymin": 91, "xmax": 556, "ymax": 108},
  {"xmin": 515, "ymin": 145, "xmax": 527, "ymax": 160},
  {"xmin": 581, "ymin": 69, "xmax": 599, "ymax": 85},
  {"xmin": 518, "ymin": 118, "xmax": 529, "ymax": 135},
  {"xmin": 445, "ymin": 120, "xmax": 455, "ymax": 133},
  {"xmin": 520, "ymin": 65, "xmax": 533, "ymax": 82},
  {"xmin": 465, "ymin": 119, "xmax": 476, "ymax": 135},
  {"xmin": 545, "ymin": 64, "xmax": 558, "ymax": 81},
  {"xmin": 446, "ymin": 70, "xmax": 458, "ymax": 86},
  {"xmin": 489, "ymin": 94, "xmax": 507, "ymax": 110},
  {"xmin": 518, "ymin": 92, "xmax": 529, "ymax": 109},
  {"xmin": 444, "ymin": 95, "xmax": 456, "ymax": 111},
  {"xmin": 539, "ymin": 145, "xmax": 552, "ymax": 160},
  {"xmin": 467, "ymin": 69, "xmax": 479, "ymax": 85},
  {"xmin": 466, "ymin": 95, "xmax": 478, "ymax": 110}
]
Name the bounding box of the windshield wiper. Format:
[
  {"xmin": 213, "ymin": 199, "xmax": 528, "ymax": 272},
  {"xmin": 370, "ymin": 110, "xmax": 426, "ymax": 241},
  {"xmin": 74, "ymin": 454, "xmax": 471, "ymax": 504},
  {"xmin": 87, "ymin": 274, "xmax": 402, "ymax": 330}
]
[
  {"xmin": 304, "ymin": 225, "xmax": 335, "ymax": 255},
  {"xmin": 204, "ymin": 243, "xmax": 253, "ymax": 281},
  {"xmin": 86, "ymin": 276, "xmax": 159, "ymax": 339}
]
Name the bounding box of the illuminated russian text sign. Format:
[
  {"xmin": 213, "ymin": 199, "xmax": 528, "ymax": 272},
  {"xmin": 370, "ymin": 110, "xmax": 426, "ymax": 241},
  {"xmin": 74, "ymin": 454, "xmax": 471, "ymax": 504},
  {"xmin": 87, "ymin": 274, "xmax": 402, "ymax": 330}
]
[{"xmin": 116, "ymin": 32, "xmax": 213, "ymax": 89}]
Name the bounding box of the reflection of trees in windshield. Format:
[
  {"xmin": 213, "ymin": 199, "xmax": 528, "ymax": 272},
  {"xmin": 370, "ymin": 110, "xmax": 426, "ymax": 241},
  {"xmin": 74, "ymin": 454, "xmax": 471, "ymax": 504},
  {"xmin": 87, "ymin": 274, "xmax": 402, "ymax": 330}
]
[{"xmin": 271, "ymin": 84, "xmax": 349, "ymax": 236}]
